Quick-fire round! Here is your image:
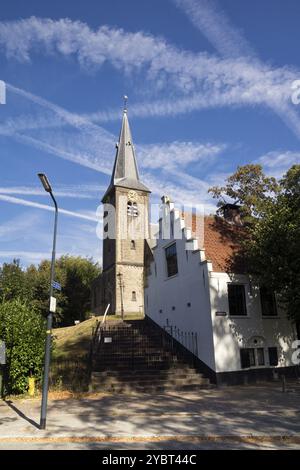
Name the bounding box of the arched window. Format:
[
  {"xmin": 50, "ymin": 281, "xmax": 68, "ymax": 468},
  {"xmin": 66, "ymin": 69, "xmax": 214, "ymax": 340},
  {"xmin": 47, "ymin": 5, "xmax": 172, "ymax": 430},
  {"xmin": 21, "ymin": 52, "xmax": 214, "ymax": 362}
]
[
  {"xmin": 132, "ymin": 291, "xmax": 137, "ymax": 301},
  {"xmin": 131, "ymin": 240, "xmax": 136, "ymax": 250},
  {"xmin": 127, "ymin": 201, "xmax": 138, "ymax": 217}
]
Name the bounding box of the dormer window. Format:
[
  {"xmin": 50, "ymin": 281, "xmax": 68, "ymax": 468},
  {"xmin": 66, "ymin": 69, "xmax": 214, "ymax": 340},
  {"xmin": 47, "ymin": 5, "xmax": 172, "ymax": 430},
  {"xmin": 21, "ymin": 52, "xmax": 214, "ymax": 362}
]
[{"xmin": 127, "ymin": 201, "xmax": 138, "ymax": 217}]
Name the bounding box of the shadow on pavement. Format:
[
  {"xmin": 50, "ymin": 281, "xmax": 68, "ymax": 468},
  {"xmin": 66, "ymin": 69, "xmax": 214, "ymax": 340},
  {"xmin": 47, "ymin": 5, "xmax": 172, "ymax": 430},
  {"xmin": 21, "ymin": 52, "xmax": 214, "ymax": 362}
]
[{"xmin": 4, "ymin": 400, "xmax": 40, "ymax": 430}]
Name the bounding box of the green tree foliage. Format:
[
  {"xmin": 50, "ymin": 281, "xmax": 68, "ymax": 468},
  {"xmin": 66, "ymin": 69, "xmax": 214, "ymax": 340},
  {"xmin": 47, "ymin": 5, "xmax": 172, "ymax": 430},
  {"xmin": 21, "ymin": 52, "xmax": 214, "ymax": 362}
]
[
  {"xmin": 56, "ymin": 256, "xmax": 100, "ymax": 325},
  {"xmin": 0, "ymin": 259, "xmax": 27, "ymax": 301},
  {"xmin": 209, "ymin": 164, "xmax": 279, "ymax": 223},
  {"xmin": 245, "ymin": 165, "xmax": 300, "ymax": 322},
  {"xmin": 0, "ymin": 255, "xmax": 101, "ymax": 326},
  {"xmin": 0, "ymin": 299, "xmax": 46, "ymax": 394},
  {"xmin": 209, "ymin": 164, "xmax": 300, "ymax": 322}
]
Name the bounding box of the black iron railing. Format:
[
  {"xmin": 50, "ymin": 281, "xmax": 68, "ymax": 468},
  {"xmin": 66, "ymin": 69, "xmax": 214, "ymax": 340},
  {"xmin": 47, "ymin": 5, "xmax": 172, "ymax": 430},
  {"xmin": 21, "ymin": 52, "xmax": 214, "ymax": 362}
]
[{"xmin": 90, "ymin": 320, "xmax": 199, "ymax": 370}]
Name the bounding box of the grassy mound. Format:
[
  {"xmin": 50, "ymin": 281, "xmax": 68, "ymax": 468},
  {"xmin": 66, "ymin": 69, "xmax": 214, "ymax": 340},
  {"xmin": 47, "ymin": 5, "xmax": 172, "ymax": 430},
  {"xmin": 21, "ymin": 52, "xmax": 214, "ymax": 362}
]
[{"xmin": 50, "ymin": 313, "xmax": 144, "ymax": 392}]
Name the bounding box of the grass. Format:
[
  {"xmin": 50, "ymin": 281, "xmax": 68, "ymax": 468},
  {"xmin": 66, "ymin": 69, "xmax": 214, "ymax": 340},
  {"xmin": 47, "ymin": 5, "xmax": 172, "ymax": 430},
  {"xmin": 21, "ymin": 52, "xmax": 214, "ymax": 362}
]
[
  {"xmin": 52, "ymin": 317, "xmax": 98, "ymax": 361},
  {"xmin": 52, "ymin": 312, "xmax": 144, "ymax": 360}
]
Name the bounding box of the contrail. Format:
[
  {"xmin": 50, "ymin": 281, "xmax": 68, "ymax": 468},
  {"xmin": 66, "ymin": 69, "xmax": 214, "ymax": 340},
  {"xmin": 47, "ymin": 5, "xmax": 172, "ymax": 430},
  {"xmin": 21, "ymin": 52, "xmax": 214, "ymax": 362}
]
[{"xmin": 0, "ymin": 193, "xmax": 98, "ymax": 222}]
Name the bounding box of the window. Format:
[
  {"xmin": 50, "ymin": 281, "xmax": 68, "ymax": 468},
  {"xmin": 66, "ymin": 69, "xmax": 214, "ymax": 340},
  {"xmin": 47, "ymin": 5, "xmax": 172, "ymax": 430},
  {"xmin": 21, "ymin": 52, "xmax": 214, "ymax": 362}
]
[
  {"xmin": 268, "ymin": 347, "xmax": 278, "ymax": 366},
  {"xmin": 131, "ymin": 240, "xmax": 136, "ymax": 250},
  {"xmin": 127, "ymin": 201, "xmax": 138, "ymax": 217},
  {"xmin": 165, "ymin": 243, "xmax": 178, "ymax": 277},
  {"xmin": 240, "ymin": 348, "xmax": 265, "ymax": 368},
  {"xmin": 132, "ymin": 291, "xmax": 137, "ymax": 301},
  {"xmin": 228, "ymin": 284, "xmax": 247, "ymax": 316},
  {"xmin": 257, "ymin": 348, "xmax": 265, "ymax": 366},
  {"xmin": 240, "ymin": 348, "xmax": 255, "ymax": 368},
  {"xmin": 260, "ymin": 287, "xmax": 277, "ymax": 316}
]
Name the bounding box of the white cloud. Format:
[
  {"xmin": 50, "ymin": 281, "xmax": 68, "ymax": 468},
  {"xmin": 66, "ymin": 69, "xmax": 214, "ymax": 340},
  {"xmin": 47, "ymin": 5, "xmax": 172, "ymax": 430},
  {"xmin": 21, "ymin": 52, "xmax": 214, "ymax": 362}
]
[
  {"xmin": 173, "ymin": 0, "xmax": 256, "ymax": 59},
  {"xmin": 170, "ymin": 0, "xmax": 300, "ymax": 141},
  {"xmin": 258, "ymin": 150, "xmax": 300, "ymax": 177},
  {"xmin": 0, "ymin": 212, "xmax": 40, "ymax": 241},
  {"xmin": 0, "ymin": 250, "xmax": 101, "ymax": 266},
  {"xmin": 1, "ymin": 81, "xmax": 225, "ymax": 216},
  {"xmin": 139, "ymin": 141, "xmax": 225, "ymax": 169},
  {"xmin": 0, "ymin": 251, "xmax": 54, "ymax": 264},
  {"xmin": 0, "ymin": 17, "xmax": 296, "ymax": 113},
  {"xmin": 0, "ymin": 193, "xmax": 99, "ymax": 222},
  {"xmin": 0, "ymin": 184, "xmax": 102, "ymax": 199}
]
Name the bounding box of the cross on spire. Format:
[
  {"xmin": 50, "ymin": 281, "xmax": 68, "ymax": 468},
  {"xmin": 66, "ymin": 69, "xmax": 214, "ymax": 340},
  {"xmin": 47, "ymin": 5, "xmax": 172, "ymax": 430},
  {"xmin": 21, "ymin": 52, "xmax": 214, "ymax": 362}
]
[{"xmin": 123, "ymin": 95, "xmax": 128, "ymax": 113}]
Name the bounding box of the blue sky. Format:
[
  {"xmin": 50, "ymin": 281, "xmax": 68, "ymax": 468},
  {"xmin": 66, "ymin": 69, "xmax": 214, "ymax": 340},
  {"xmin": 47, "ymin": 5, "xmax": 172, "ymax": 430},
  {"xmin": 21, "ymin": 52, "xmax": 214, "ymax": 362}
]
[{"xmin": 1, "ymin": 0, "xmax": 300, "ymax": 267}]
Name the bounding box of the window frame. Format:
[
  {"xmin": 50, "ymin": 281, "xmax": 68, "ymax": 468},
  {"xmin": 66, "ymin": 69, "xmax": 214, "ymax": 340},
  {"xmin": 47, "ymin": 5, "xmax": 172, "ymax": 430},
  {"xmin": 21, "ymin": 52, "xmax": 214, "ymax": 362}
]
[
  {"xmin": 240, "ymin": 347, "xmax": 266, "ymax": 369},
  {"xmin": 268, "ymin": 347, "xmax": 278, "ymax": 366},
  {"xmin": 227, "ymin": 283, "xmax": 247, "ymax": 317},
  {"xmin": 131, "ymin": 291, "xmax": 137, "ymax": 302},
  {"xmin": 165, "ymin": 242, "xmax": 178, "ymax": 278},
  {"xmin": 127, "ymin": 201, "xmax": 139, "ymax": 217},
  {"xmin": 260, "ymin": 286, "xmax": 278, "ymax": 317}
]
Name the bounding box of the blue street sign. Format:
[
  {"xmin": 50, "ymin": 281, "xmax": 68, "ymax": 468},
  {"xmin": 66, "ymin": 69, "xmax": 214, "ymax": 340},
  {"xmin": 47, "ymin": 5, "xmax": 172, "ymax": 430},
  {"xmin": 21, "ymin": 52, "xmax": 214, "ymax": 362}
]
[{"xmin": 52, "ymin": 281, "xmax": 61, "ymax": 291}]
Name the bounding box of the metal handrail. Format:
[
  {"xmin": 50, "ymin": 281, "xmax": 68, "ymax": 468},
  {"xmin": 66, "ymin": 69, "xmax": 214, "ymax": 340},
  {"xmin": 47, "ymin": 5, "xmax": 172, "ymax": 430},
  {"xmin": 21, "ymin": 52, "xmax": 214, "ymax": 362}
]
[
  {"xmin": 101, "ymin": 303, "xmax": 110, "ymax": 326},
  {"xmin": 164, "ymin": 323, "xmax": 198, "ymax": 357},
  {"xmin": 90, "ymin": 303, "xmax": 111, "ymax": 358}
]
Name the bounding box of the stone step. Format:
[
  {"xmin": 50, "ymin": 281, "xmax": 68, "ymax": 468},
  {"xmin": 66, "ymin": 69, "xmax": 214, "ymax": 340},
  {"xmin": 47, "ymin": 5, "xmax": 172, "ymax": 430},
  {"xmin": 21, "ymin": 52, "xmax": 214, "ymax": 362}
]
[
  {"xmin": 91, "ymin": 369, "xmax": 207, "ymax": 380},
  {"xmin": 92, "ymin": 369, "xmax": 198, "ymax": 379},
  {"xmin": 93, "ymin": 364, "xmax": 190, "ymax": 372},
  {"xmin": 94, "ymin": 355, "xmax": 184, "ymax": 362},
  {"xmin": 89, "ymin": 382, "xmax": 212, "ymax": 393},
  {"xmin": 96, "ymin": 354, "xmax": 182, "ymax": 361},
  {"xmin": 91, "ymin": 319, "xmax": 212, "ymax": 391},
  {"xmin": 91, "ymin": 376, "xmax": 210, "ymax": 387}
]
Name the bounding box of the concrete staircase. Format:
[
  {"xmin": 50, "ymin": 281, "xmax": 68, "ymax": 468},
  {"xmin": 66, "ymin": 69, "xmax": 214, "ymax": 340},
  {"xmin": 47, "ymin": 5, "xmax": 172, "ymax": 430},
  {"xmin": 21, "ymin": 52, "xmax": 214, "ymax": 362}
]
[{"xmin": 89, "ymin": 318, "xmax": 212, "ymax": 393}]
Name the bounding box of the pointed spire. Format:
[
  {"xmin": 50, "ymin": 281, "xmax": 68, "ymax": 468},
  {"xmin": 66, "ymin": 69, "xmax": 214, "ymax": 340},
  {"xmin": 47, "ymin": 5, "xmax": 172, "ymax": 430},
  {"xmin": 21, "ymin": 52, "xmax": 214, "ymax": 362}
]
[
  {"xmin": 111, "ymin": 105, "xmax": 139, "ymax": 183},
  {"xmin": 104, "ymin": 96, "xmax": 150, "ymax": 196}
]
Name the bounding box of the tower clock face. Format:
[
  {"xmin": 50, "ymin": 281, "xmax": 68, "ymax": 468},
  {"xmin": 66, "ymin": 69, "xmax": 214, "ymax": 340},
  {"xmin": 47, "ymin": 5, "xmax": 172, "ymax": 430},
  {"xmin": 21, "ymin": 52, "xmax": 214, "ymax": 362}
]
[{"xmin": 128, "ymin": 190, "xmax": 137, "ymax": 201}]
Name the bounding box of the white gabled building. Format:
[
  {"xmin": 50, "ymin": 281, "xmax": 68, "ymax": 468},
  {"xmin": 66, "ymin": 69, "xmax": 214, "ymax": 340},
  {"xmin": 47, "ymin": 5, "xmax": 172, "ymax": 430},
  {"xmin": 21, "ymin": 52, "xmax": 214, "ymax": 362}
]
[{"xmin": 144, "ymin": 199, "xmax": 298, "ymax": 384}]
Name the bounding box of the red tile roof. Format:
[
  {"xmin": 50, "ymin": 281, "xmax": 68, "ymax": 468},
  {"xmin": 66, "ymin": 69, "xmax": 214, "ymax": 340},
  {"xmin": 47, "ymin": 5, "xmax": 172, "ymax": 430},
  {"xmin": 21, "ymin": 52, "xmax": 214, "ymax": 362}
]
[{"xmin": 183, "ymin": 213, "xmax": 246, "ymax": 273}]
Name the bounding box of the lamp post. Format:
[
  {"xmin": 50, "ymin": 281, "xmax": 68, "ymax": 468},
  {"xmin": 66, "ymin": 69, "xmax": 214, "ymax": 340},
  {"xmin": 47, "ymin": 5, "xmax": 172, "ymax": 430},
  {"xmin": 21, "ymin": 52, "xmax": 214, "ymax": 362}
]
[
  {"xmin": 117, "ymin": 272, "xmax": 124, "ymax": 320},
  {"xmin": 38, "ymin": 173, "xmax": 58, "ymax": 430}
]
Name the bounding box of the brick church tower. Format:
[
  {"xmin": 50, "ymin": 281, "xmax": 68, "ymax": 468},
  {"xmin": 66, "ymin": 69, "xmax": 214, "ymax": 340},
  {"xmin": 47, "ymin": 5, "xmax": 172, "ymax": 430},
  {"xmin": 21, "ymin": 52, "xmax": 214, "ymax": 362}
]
[{"xmin": 92, "ymin": 103, "xmax": 151, "ymax": 316}]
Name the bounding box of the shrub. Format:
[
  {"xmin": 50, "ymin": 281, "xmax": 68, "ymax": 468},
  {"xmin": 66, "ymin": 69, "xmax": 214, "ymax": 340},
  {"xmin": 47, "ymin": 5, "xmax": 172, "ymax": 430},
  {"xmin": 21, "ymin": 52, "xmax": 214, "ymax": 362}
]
[{"xmin": 0, "ymin": 299, "xmax": 46, "ymax": 394}]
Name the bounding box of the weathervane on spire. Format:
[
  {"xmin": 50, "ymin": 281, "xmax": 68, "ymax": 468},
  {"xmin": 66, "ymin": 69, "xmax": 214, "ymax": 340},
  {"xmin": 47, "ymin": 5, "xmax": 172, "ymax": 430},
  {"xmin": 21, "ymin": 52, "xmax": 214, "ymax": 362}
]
[{"xmin": 123, "ymin": 95, "xmax": 128, "ymax": 113}]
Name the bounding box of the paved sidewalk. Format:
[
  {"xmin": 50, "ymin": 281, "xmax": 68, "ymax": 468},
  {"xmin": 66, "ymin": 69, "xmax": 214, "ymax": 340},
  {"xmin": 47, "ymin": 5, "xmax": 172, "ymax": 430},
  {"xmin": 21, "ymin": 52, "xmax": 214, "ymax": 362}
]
[{"xmin": 0, "ymin": 382, "xmax": 300, "ymax": 449}]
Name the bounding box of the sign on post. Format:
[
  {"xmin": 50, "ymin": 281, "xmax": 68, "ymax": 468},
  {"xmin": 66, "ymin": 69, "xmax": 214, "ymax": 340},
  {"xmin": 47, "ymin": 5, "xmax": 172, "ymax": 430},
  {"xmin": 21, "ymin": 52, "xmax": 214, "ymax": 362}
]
[
  {"xmin": 52, "ymin": 280, "xmax": 61, "ymax": 291},
  {"xmin": 50, "ymin": 296, "xmax": 57, "ymax": 313},
  {"xmin": 0, "ymin": 340, "xmax": 6, "ymax": 365}
]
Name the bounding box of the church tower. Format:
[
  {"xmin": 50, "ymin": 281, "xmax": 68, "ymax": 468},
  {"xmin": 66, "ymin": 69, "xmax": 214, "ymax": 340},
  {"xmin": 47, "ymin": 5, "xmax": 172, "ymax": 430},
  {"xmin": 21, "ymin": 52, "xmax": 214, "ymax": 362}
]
[{"xmin": 93, "ymin": 101, "xmax": 151, "ymax": 316}]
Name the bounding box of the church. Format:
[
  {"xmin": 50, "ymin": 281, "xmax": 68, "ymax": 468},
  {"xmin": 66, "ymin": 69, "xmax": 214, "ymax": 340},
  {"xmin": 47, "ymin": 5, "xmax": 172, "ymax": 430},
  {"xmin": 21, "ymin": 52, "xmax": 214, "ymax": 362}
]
[
  {"xmin": 91, "ymin": 104, "xmax": 151, "ymax": 317},
  {"xmin": 91, "ymin": 106, "xmax": 298, "ymax": 384}
]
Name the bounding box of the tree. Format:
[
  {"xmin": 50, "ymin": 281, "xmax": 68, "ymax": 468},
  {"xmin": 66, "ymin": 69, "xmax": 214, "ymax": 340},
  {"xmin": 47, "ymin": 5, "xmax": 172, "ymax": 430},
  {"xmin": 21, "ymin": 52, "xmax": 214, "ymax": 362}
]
[
  {"xmin": 24, "ymin": 256, "xmax": 101, "ymax": 326},
  {"xmin": 0, "ymin": 259, "xmax": 27, "ymax": 302},
  {"xmin": 0, "ymin": 299, "xmax": 46, "ymax": 394},
  {"xmin": 245, "ymin": 165, "xmax": 300, "ymax": 322},
  {"xmin": 57, "ymin": 256, "xmax": 101, "ymax": 325},
  {"xmin": 209, "ymin": 163, "xmax": 300, "ymax": 322},
  {"xmin": 208, "ymin": 164, "xmax": 279, "ymax": 223},
  {"xmin": 25, "ymin": 260, "xmax": 66, "ymax": 324},
  {"xmin": 0, "ymin": 255, "xmax": 101, "ymax": 327}
]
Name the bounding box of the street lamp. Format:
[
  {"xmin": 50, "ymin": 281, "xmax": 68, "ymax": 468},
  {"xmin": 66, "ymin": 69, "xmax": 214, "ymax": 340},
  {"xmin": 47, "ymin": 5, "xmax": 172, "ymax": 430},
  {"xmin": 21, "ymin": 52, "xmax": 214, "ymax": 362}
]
[
  {"xmin": 117, "ymin": 272, "xmax": 124, "ymax": 320},
  {"xmin": 38, "ymin": 173, "xmax": 58, "ymax": 430}
]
